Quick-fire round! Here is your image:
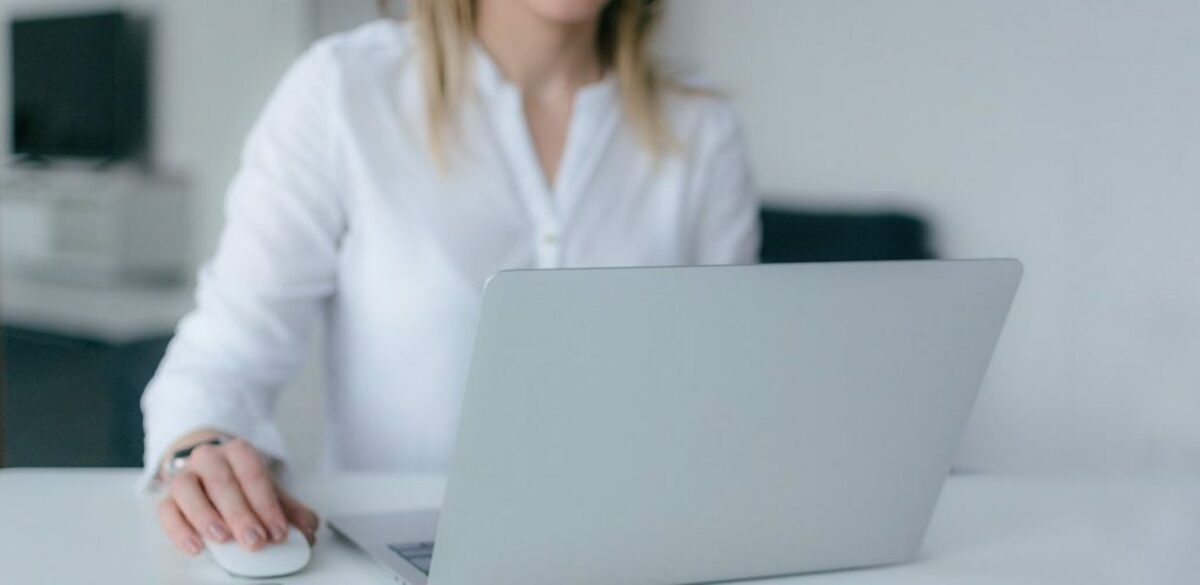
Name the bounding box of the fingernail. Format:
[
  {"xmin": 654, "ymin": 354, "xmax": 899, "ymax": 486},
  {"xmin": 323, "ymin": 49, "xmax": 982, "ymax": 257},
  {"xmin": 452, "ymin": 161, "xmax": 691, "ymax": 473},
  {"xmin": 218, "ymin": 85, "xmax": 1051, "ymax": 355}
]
[
  {"xmin": 208, "ymin": 523, "xmax": 230, "ymax": 541},
  {"xmin": 244, "ymin": 527, "xmax": 263, "ymax": 546},
  {"xmin": 184, "ymin": 536, "xmax": 203, "ymax": 555},
  {"xmin": 271, "ymin": 523, "xmax": 287, "ymax": 541}
]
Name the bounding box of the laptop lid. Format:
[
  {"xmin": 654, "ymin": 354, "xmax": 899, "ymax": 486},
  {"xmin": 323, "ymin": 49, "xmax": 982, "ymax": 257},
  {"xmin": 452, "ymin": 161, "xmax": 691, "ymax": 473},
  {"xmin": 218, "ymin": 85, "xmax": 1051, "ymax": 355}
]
[{"xmin": 431, "ymin": 260, "xmax": 1022, "ymax": 585}]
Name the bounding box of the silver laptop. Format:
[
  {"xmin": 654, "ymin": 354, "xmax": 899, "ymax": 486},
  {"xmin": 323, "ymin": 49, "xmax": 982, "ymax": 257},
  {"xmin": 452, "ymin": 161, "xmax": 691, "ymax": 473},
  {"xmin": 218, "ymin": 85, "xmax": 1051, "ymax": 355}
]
[{"xmin": 330, "ymin": 260, "xmax": 1022, "ymax": 585}]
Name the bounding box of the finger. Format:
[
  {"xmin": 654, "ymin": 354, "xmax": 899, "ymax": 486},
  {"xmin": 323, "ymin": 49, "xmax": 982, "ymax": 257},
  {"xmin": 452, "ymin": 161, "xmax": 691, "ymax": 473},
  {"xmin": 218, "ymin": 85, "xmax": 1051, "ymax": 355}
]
[
  {"xmin": 280, "ymin": 491, "xmax": 320, "ymax": 545},
  {"xmin": 168, "ymin": 472, "xmax": 231, "ymax": 543},
  {"xmin": 225, "ymin": 439, "xmax": 288, "ymax": 542},
  {"xmin": 157, "ymin": 498, "xmax": 204, "ymax": 556},
  {"xmin": 189, "ymin": 445, "xmax": 268, "ymax": 551}
]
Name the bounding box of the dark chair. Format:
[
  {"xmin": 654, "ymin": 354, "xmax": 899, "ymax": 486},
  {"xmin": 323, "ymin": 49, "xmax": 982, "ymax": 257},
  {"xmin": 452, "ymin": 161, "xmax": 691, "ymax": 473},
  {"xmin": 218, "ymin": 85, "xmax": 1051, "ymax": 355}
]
[
  {"xmin": 0, "ymin": 327, "xmax": 168, "ymax": 467},
  {"xmin": 759, "ymin": 205, "xmax": 935, "ymax": 263}
]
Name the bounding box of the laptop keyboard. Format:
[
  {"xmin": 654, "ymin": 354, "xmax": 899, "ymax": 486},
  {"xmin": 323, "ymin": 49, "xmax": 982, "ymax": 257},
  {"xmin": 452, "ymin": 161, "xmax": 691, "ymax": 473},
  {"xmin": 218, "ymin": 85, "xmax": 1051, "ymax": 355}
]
[{"xmin": 388, "ymin": 541, "xmax": 436, "ymax": 575}]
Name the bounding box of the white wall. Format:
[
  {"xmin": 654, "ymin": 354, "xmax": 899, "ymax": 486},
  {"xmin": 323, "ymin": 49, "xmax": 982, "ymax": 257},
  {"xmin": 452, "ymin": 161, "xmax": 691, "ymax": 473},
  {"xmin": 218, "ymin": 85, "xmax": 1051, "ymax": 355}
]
[
  {"xmin": 314, "ymin": 0, "xmax": 389, "ymax": 38},
  {"xmin": 154, "ymin": 1, "xmax": 313, "ymax": 268},
  {"xmin": 661, "ymin": 0, "xmax": 1200, "ymax": 472}
]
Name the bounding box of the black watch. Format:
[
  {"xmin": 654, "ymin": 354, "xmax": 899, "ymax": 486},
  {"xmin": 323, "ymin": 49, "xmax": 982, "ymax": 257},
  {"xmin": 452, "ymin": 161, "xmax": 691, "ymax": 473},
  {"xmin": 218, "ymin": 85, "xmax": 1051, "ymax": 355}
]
[{"xmin": 163, "ymin": 435, "xmax": 229, "ymax": 480}]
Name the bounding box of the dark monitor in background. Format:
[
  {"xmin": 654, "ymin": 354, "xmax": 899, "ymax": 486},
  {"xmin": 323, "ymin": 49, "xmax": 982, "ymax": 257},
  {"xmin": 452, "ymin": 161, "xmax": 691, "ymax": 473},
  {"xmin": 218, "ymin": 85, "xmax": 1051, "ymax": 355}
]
[{"xmin": 10, "ymin": 11, "xmax": 149, "ymax": 162}]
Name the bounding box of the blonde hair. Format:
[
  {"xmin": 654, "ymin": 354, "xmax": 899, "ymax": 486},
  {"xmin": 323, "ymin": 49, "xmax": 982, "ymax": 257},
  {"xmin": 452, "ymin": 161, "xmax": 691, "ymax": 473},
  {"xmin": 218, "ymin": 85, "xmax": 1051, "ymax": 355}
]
[{"xmin": 398, "ymin": 0, "xmax": 675, "ymax": 167}]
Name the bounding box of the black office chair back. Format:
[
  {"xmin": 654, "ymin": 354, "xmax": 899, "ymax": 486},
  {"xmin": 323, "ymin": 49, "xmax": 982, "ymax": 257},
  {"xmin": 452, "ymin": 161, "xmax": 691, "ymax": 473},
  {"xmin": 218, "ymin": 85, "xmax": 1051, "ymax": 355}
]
[{"xmin": 759, "ymin": 206, "xmax": 935, "ymax": 263}]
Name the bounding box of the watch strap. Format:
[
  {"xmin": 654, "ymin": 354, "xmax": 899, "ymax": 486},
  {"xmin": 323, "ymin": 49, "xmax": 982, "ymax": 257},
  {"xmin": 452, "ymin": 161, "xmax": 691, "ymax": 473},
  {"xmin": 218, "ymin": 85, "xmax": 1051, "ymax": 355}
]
[{"xmin": 164, "ymin": 435, "xmax": 230, "ymax": 480}]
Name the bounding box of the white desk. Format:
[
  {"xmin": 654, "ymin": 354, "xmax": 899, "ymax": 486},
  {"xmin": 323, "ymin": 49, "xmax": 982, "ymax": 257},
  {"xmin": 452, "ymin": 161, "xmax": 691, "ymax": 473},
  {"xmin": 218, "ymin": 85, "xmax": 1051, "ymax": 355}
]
[{"xmin": 1, "ymin": 470, "xmax": 1197, "ymax": 584}]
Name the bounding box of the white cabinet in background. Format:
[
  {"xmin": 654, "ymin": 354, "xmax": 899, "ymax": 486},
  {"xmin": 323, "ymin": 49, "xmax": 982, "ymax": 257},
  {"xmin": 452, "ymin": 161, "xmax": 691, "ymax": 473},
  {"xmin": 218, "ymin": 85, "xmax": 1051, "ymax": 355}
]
[{"xmin": 0, "ymin": 168, "xmax": 189, "ymax": 286}]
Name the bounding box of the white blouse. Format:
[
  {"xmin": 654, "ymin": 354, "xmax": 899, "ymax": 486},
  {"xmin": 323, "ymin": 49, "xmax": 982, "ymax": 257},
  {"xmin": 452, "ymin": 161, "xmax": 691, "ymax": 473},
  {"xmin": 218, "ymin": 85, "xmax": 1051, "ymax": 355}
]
[{"xmin": 139, "ymin": 20, "xmax": 759, "ymax": 489}]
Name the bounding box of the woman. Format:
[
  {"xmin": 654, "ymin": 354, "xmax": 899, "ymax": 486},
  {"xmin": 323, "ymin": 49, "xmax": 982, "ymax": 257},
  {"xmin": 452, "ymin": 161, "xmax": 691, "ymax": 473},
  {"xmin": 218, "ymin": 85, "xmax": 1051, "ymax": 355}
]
[{"xmin": 143, "ymin": 0, "xmax": 759, "ymax": 556}]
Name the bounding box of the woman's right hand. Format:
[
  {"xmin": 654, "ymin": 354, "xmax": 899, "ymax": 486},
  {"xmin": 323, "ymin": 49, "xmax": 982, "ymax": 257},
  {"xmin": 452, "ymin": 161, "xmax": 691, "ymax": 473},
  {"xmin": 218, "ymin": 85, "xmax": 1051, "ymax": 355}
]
[{"xmin": 155, "ymin": 433, "xmax": 319, "ymax": 556}]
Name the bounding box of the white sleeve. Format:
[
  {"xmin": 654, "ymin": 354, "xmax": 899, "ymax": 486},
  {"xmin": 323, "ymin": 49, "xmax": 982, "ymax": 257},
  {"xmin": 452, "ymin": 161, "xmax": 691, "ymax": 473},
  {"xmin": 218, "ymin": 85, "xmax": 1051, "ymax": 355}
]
[
  {"xmin": 692, "ymin": 103, "xmax": 761, "ymax": 265},
  {"xmin": 138, "ymin": 41, "xmax": 345, "ymax": 491}
]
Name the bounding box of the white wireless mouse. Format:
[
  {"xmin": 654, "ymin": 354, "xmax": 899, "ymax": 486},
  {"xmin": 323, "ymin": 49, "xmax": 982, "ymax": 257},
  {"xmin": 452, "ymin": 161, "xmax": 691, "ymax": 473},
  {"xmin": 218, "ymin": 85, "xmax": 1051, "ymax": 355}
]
[{"xmin": 206, "ymin": 526, "xmax": 312, "ymax": 578}]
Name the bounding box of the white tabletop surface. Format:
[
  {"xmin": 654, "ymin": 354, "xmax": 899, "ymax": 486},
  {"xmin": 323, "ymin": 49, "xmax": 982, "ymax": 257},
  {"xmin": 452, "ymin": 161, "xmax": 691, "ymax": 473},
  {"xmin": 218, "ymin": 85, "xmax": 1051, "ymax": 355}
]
[{"xmin": 0, "ymin": 469, "xmax": 1197, "ymax": 584}]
